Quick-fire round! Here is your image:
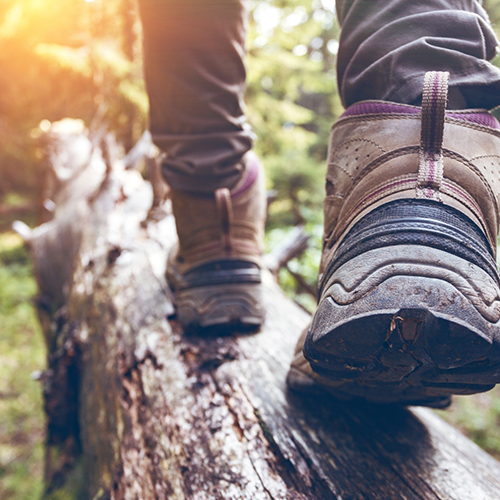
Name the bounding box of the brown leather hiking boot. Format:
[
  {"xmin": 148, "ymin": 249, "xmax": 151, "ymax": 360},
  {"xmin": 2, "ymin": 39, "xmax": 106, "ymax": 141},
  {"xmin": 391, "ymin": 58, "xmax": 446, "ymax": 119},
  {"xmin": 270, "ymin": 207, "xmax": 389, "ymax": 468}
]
[
  {"xmin": 166, "ymin": 151, "xmax": 266, "ymax": 329},
  {"xmin": 288, "ymin": 71, "xmax": 500, "ymax": 406}
]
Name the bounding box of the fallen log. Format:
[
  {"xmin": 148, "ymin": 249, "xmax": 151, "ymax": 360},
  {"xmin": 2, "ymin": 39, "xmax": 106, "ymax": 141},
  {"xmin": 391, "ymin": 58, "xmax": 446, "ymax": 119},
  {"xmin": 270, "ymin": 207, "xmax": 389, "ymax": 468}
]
[{"xmin": 24, "ymin": 120, "xmax": 500, "ymax": 499}]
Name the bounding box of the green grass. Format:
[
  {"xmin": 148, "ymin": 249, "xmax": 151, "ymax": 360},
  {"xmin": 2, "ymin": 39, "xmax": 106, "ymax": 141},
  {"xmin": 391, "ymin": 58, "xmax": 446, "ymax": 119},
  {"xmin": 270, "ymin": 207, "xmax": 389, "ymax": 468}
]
[{"xmin": 0, "ymin": 231, "xmax": 46, "ymax": 500}]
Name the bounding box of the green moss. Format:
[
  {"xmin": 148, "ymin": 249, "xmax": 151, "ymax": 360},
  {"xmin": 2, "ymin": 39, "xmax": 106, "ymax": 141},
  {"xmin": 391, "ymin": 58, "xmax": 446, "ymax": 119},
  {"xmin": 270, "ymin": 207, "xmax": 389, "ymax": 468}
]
[
  {"xmin": 254, "ymin": 408, "xmax": 275, "ymax": 445},
  {"xmin": 43, "ymin": 459, "xmax": 85, "ymax": 500}
]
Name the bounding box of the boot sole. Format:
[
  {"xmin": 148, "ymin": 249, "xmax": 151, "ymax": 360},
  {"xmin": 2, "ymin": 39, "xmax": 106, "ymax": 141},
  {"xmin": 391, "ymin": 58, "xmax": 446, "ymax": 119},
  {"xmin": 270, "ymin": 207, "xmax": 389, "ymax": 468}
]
[
  {"xmin": 305, "ymin": 245, "xmax": 500, "ymax": 403},
  {"xmin": 174, "ymin": 282, "xmax": 265, "ymax": 330},
  {"xmin": 167, "ymin": 259, "xmax": 265, "ymax": 330},
  {"xmin": 304, "ymin": 202, "xmax": 500, "ymax": 406}
]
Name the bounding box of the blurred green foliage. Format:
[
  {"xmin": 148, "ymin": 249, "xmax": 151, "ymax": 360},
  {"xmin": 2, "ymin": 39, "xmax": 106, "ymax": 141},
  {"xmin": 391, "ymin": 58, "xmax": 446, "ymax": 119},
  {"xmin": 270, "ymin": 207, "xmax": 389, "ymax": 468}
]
[
  {"xmin": 0, "ymin": 0, "xmax": 341, "ymax": 210},
  {"xmin": 0, "ymin": 232, "xmax": 45, "ymax": 500},
  {"xmin": 245, "ymin": 0, "xmax": 343, "ymax": 303},
  {"xmin": 0, "ymin": 0, "xmax": 146, "ymax": 198},
  {"xmin": 438, "ymin": 387, "xmax": 500, "ymax": 460},
  {"xmin": 247, "ymin": 0, "xmax": 342, "ymax": 230}
]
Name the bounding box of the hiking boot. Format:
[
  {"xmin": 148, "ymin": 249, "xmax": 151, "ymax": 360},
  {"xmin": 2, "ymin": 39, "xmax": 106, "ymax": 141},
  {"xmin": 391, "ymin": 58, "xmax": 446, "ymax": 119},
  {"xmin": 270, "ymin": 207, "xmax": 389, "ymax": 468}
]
[
  {"xmin": 166, "ymin": 151, "xmax": 266, "ymax": 329},
  {"xmin": 288, "ymin": 71, "xmax": 500, "ymax": 406}
]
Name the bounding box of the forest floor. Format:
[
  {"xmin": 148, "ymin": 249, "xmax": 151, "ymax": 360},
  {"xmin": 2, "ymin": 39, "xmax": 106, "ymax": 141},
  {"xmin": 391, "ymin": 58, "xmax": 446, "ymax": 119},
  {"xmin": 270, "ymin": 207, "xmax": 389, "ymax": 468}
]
[{"xmin": 1, "ymin": 214, "xmax": 500, "ymax": 499}]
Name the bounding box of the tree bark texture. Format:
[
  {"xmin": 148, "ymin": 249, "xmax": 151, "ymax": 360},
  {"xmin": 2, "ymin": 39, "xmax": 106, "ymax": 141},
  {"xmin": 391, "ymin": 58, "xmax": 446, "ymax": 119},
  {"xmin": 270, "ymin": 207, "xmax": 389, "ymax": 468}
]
[{"xmin": 28, "ymin": 122, "xmax": 500, "ymax": 499}]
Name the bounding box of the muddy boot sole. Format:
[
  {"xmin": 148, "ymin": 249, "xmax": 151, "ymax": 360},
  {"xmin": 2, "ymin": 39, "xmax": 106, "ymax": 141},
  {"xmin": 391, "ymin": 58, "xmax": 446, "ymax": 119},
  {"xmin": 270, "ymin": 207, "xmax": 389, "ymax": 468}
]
[
  {"xmin": 167, "ymin": 259, "xmax": 265, "ymax": 330},
  {"xmin": 305, "ymin": 200, "xmax": 500, "ymax": 404}
]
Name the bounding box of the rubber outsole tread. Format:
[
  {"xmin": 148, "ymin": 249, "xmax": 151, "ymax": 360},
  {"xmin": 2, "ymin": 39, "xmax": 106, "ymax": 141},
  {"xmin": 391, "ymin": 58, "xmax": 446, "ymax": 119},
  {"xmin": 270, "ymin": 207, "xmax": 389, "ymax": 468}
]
[
  {"xmin": 307, "ymin": 200, "xmax": 500, "ymax": 404},
  {"xmin": 172, "ymin": 281, "xmax": 265, "ymax": 330}
]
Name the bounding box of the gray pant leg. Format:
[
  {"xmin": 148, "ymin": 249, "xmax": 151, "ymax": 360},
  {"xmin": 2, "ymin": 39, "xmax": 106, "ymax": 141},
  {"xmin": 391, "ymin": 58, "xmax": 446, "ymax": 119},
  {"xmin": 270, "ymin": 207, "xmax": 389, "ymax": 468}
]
[
  {"xmin": 336, "ymin": 0, "xmax": 500, "ymax": 109},
  {"xmin": 138, "ymin": 0, "xmax": 251, "ymax": 193}
]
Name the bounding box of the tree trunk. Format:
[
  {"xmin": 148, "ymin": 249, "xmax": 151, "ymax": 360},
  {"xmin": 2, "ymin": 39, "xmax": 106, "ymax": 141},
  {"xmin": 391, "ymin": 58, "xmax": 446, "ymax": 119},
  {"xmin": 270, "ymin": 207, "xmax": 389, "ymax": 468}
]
[{"xmin": 25, "ymin": 121, "xmax": 500, "ymax": 500}]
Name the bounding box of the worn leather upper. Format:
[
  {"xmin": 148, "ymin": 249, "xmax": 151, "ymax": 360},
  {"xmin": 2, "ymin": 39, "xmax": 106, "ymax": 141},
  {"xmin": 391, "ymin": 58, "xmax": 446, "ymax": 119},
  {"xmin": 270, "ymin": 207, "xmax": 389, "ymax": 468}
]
[
  {"xmin": 320, "ymin": 102, "xmax": 500, "ymax": 276},
  {"xmin": 169, "ymin": 151, "xmax": 266, "ymax": 274}
]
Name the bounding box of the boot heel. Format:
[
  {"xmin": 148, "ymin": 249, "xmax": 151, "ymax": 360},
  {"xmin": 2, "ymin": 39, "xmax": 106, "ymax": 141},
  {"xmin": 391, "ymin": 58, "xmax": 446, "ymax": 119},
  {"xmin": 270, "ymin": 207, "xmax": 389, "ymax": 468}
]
[
  {"xmin": 304, "ymin": 200, "xmax": 500, "ymax": 403},
  {"xmin": 289, "ymin": 71, "xmax": 500, "ymax": 405}
]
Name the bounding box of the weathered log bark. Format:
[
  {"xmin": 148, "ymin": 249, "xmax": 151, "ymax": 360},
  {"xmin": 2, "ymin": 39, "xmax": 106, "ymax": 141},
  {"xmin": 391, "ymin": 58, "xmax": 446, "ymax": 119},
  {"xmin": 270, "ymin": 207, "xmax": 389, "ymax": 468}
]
[{"xmin": 25, "ymin": 121, "xmax": 500, "ymax": 499}]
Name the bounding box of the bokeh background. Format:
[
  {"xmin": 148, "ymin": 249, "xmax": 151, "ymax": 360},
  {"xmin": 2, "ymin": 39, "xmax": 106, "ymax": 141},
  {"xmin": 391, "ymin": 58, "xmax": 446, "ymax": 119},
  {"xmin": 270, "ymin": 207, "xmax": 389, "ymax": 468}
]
[{"xmin": 2, "ymin": 0, "xmax": 500, "ymax": 498}]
